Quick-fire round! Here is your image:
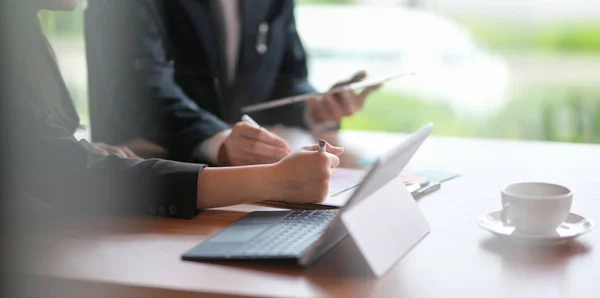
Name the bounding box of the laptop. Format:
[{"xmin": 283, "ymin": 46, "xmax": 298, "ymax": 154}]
[{"xmin": 182, "ymin": 123, "xmax": 433, "ymax": 267}]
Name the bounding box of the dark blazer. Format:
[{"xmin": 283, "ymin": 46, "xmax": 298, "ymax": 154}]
[
  {"xmin": 1, "ymin": 10, "xmax": 202, "ymax": 220},
  {"xmin": 85, "ymin": 0, "xmax": 316, "ymax": 162}
]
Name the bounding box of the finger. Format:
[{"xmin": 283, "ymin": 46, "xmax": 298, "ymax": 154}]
[
  {"xmin": 352, "ymin": 70, "xmax": 367, "ymax": 81},
  {"xmin": 357, "ymin": 85, "xmax": 381, "ymax": 108},
  {"xmin": 113, "ymin": 149, "xmax": 127, "ymax": 158},
  {"xmin": 325, "ymin": 153, "xmax": 341, "ymax": 168},
  {"xmin": 334, "ymin": 90, "xmax": 358, "ymax": 116},
  {"xmin": 326, "ymin": 145, "xmax": 344, "ymax": 156},
  {"xmin": 241, "ymin": 138, "xmax": 290, "ymax": 161},
  {"xmin": 301, "ymin": 144, "xmax": 318, "ymax": 151},
  {"xmin": 94, "ymin": 149, "xmax": 110, "ymax": 155},
  {"xmin": 94, "ymin": 148, "xmax": 109, "ymax": 155},
  {"xmin": 93, "ymin": 143, "xmax": 107, "ymax": 151},
  {"xmin": 359, "ymin": 84, "xmax": 381, "ymax": 99},
  {"xmin": 331, "ymin": 70, "xmax": 367, "ymax": 89},
  {"xmin": 322, "ymin": 94, "xmax": 344, "ymax": 121},
  {"xmin": 105, "ymin": 147, "xmax": 127, "ymax": 158},
  {"xmin": 301, "ymin": 143, "xmax": 344, "ymax": 155},
  {"xmin": 237, "ymin": 123, "xmax": 292, "ymax": 152},
  {"xmin": 101, "ymin": 147, "xmax": 119, "ymax": 154},
  {"xmin": 121, "ymin": 146, "xmax": 140, "ymax": 158}
]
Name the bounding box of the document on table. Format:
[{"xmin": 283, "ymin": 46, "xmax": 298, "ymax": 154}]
[
  {"xmin": 256, "ymin": 168, "xmax": 424, "ymax": 209},
  {"xmin": 321, "ymin": 168, "xmax": 368, "ymax": 207},
  {"xmin": 322, "ymin": 169, "xmax": 425, "ymax": 207}
]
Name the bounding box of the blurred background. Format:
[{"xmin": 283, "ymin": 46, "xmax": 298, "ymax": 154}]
[{"xmin": 39, "ymin": 0, "xmax": 600, "ymax": 143}]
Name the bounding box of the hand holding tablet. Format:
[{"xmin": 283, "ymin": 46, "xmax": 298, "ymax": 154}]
[{"xmin": 241, "ymin": 71, "xmax": 416, "ymax": 114}]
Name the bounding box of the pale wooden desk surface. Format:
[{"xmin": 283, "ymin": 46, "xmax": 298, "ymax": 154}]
[{"xmin": 17, "ymin": 129, "xmax": 600, "ymax": 298}]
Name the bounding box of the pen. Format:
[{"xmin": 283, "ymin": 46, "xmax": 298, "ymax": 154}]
[
  {"xmin": 241, "ymin": 114, "xmax": 260, "ymax": 128},
  {"xmin": 412, "ymin": 181, "xmax": 441, "ymax": 200},
  {"xmin": 318, "ymin": 139, "xmax": 326, "ymax": 153},
  {"xmin": 330, "ymin": 183, "xmax": 360, "ymax": 197}
]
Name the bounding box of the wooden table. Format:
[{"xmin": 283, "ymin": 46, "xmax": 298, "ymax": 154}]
[{"xmin": 13, "ymin": 129, "xmax": 600, "ymax": 298}]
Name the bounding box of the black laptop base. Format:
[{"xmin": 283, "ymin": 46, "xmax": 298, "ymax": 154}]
[{"xmin": 182, "ymin": 210, "xmax": 339, "ymax": 263}]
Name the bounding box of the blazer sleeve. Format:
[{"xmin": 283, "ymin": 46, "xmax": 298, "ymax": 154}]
[
  {"xmin": 255, "ymin": 0, "xmax": 317, "ymax": 128},
  {"xmin": 85, "ymin": 0, "xmax": 229, "ymax": 162},
  {"xmin": 9, "ymin": 101, "xmax": 204, "ymax": 219}
]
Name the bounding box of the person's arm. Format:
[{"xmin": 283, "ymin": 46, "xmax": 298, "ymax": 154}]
[
  {"xmin": 197, "ymin": 143, "xmax": 343, "ymax": 209},
  {"xmin": 10, "ymin": 101, "xmax": 203, "ymax": 219},
  {"xmin": 85, "ymin": 0, "xmax": 229, "ymax": 162},
  {"xmin": 9, "ymin": 101, "xmax": 344, "ymax": 216}
]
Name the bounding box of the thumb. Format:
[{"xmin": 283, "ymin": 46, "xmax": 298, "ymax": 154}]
[
  {"xmin": 331, "ymin": 70, "xmax": 367, "ymax": 89},
  {"xmin": 301, "ymin": 143, "xmax": 344, "ymax": 155},
  {"xmin": 351, "ymin": 70, "xmax": 367, "ymax": 82}
]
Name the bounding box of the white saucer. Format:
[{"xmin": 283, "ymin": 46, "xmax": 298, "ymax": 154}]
[{"xmin": 477, "ymin": 211, "xmax": 594, "ymax": 246}]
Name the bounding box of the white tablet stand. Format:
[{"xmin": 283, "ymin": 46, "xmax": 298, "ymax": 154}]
[{"xmin": 340, "ymin": 176, "xmax": 430, "ymax": 277}]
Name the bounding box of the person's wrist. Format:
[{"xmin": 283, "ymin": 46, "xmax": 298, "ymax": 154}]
[
  {"xmin": 259, "ymin": 163, "xmax": 286, "ymax": 201},
  {"xmin": 217, "ymin": 142, "xmax": 231, "ymax": 166},
  {"xmin": 197, "ymin": 129, "xmax": 232, "ymax": 166},
  {"xmin": 304, "ymin": 105, "xmax": 320, "ymax": 126},
  {"xmin": 197, "ymin": 165, "xmax": 283, "ymax": 208},
  {"xmin": 196, "ymin": 167, "xmax": 213, "ymax": 209},
  {"xmin": 305, "ymin": 105, "xmax": 340, "ymax": 132}
]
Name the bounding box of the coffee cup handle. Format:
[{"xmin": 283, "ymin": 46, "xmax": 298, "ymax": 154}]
[{"xmin": 500, "ymin": 202, "xmax": 513, "ymax": 225}]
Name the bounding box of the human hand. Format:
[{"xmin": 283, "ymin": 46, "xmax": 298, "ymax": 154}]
[
  {"xmin": 270, "ymin": 142, "xmax": 344, "ymax": 204},
  {"xmin": 93, "ymin": 142, "xmax": 139, "ymax": 158},
  {"xmin": 218, "ymin": 122, "xmax": 292, "ymax": 166},
  {"xmin": 307, "ymin": 70, "xmax": 381, "ymax": 124}
]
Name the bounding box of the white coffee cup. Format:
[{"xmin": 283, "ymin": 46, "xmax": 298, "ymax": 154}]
[{"xmin": 501, "ymin": 182, "xmax": 573, "ymax": 235}]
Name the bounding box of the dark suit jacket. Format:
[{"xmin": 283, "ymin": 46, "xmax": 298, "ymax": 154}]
[
  {"xmin": 85, "ymin": 0, "xmax": 316, "ymax": 162},
  {"xmin": 1, "ymin": 10, "xmax": 202, "ymax": 219}
]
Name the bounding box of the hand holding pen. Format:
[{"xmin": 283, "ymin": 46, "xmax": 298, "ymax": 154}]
[
  {"xmin": 269, "ymin": 139, "xmax": 344, "ymax": 204},
  {"xmin": 218, "ymin": 115, "xmax": 292, "ymax": 166}
]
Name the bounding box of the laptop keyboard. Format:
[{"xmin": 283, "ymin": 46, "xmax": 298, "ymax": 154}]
[{"xmin": 230, "ymin": 210, "xmax": 339, "ymax": 257}]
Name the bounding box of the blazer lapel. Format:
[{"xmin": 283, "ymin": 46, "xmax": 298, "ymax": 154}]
[
  {"xmin": 176, "ymin": 0, "xmax": 225, "ymax": 81},
  {"xmin": 177, "ymin": 0, "xmax": 234, "ymax": 117}
]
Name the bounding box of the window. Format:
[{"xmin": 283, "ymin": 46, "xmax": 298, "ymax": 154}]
[{"xmin": 40, "ymin": 0, "xmax": 600, "ymax": 143}]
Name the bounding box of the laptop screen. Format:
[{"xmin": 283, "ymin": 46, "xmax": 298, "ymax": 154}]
[{"xmin": 341, "ymin": 123, "xmax": 433, "ymax": 212}]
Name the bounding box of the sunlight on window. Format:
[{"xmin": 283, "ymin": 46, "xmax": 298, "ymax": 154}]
[{"xmin": 38, "ymin": 0, "xmax": 600, "ymax": 143}]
